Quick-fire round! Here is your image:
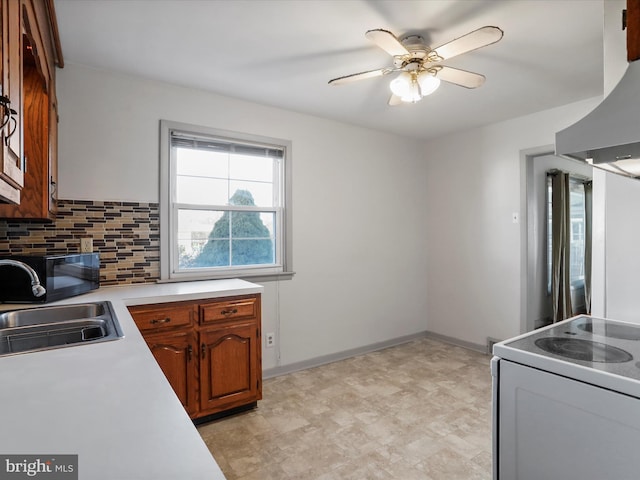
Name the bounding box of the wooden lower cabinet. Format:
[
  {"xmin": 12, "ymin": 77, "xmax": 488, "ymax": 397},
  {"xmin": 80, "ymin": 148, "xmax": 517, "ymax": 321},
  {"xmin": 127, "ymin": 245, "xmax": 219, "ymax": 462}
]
[
  {"xmin": 200, "ymin": 322, "xmax": 262, "ymax": 413},
  {"xmin": 128, "ymin": 294, "xmax": 262, "ymax": 420},
  {"xmin": 144, "ymin": 330, "xmax": 198, "ymax": 417}
]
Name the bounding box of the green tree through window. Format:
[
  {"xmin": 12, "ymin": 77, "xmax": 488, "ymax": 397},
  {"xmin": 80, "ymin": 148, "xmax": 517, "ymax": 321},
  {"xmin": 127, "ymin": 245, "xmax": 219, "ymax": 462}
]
[{"xmin": 194, "ymin": 190, "xmax": 273, "ymax": 267}]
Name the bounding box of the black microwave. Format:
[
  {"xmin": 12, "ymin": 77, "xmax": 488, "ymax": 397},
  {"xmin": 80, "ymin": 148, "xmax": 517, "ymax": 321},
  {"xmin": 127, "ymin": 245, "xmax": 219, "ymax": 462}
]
[{"xmin": 0, "ymin": 253, "xmax": 100, "ymax": 303}]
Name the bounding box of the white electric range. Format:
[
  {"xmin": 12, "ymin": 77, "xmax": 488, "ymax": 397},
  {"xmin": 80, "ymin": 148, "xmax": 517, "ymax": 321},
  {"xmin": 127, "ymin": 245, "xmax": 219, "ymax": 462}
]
[{"xmin": 492, "ymin": 315, "xmax": 640, "ymax": 480}]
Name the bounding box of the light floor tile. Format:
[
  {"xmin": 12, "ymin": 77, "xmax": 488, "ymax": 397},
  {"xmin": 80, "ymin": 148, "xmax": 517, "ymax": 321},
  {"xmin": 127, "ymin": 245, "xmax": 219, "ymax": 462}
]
[{"xmin": 198, "ymin": 337, "xmax": 492, "ymax": 480}]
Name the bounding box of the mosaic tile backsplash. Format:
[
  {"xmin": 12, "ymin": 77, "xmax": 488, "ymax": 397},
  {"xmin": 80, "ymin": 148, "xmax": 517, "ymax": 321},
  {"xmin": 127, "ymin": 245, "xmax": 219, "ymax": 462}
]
[{"xmin": 0, "ymin": 200, "xmax": 159, "ymax": 286}]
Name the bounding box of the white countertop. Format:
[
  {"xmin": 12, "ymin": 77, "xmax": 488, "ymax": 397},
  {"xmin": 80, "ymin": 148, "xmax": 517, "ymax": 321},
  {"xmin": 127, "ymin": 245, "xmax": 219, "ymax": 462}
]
[{"xmin": 0, "ymin": 278, "xmax": 264, "ymax": 480}]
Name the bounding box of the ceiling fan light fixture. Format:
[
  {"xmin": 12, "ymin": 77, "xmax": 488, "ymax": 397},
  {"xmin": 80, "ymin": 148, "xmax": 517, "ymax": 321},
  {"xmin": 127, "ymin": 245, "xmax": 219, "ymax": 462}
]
[
  {"xmin": 389, "ymin": 71, "xmax": 440, "ymax": 103},
  {"xmin": 330, "ymin": 25, "xmax": 502, "ymax": 105},
  {"xmin": 390, "ymin": 72, "xmax": 422, "ymax": 103},
  {"xmin": 400, "ymin": 87, "xmax": 422, "ymax": 103},
  {"xmin": 418, "ymin": 73, "xmax": 440, "ymax": 96},
  {"xmin": 389, "ymin": 72, "xmax": 412, "ymax": 96}
]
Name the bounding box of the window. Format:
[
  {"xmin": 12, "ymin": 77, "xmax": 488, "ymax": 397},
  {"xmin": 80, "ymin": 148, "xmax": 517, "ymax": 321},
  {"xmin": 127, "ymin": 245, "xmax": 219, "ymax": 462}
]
[
  {"xmin": 546, "ymin": 175, "xmax": 587, "ymax": 292},
  {"xmin": 160, "ymin": 121, "xmax": 292, "ymax": 281}
]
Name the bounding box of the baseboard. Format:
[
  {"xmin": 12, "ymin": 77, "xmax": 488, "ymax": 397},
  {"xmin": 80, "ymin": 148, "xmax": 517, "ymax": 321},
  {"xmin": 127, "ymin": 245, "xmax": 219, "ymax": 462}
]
[
  {"xmin": 424, "ymin": 330, "xmax": 487, "ymax": 354},
  {"xmin": 262, "ymin": 330, "xmax": 487, "ymax": 380},
  {"xmin": 262, "ymin": 331, "xmax": 429, "ymax": 379}
]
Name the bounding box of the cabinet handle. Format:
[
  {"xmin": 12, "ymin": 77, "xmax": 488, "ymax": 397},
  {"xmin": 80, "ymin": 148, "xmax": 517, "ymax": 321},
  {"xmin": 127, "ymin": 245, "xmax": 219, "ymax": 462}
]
[
  {"xmin": 201, "ymin": 343, "xmax": 206, "ymax": 359},
  {"xmin": 221, "ymin": 308, "xmax": 238, "ymax": 316},
  {"xmin": 5, "ymin": 108, "xmax": 17, "ymax": 146},
  {"xmin": 150, "ymin": 317, "xmax": 171, "ymax": 325},
  {"xmin": 0, "ymin": 96, "xmax": 17, "ymax": 146},
  {"xmin": 187, "ymin": 345, "xmax": 193, "ymax": 361},
  {"xmin": 0, "ymin": 96, "xmax": 11, "ymax": 131}
]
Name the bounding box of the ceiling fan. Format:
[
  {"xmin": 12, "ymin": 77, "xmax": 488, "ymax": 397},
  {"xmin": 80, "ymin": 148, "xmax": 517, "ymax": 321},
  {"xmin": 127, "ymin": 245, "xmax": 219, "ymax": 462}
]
[{"xmin": 328, "ymin": 26, "xmax": 504, "ymax": 105}]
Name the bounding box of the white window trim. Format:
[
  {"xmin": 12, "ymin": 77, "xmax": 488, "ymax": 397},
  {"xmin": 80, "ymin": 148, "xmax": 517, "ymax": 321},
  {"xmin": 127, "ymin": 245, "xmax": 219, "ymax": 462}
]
[{"xmin": 159, "ymin": 120, "xmax": 293, "ymax": 282}]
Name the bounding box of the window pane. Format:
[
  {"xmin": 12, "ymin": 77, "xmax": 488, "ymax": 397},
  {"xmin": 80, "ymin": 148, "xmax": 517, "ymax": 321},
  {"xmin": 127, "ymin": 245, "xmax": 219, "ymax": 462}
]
[
  {"xmin": 177, "ymin": 177, "xmax": 229, "ymax": 205},
  {"xmin": 178, "ymin": 209, "xmax": 275, "ymax": 269},
  {"xmin": 177, "ymin": 209, "xmax": 223, "ymax": 269},
  {"xmin": 547, "ymin": 177, "xmax": 586, "ymax": 293},
  {"xmin": 176, "ymin": 149, "xmax": 275, "ymax": 207},
  {"xmin": 569, "ymin": 182, "xmax": 585, "ymax": 284},
  {"xmin": 229, "ymin": 181, "xmax": 273, "ymax": 207},
  {"xmin": 176, "ymin": 148, "xmax": 229, "ymax": 178},
  {"xmin": 230, "ymin": 154, "xmax": 275, "ymax": 183}
]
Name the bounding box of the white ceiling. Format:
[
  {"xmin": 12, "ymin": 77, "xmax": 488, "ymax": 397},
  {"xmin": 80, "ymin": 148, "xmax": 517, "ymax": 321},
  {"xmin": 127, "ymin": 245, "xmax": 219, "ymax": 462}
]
[{"xmin": 53, "ymin": 0, "xmax": 605, "ymax": 141}]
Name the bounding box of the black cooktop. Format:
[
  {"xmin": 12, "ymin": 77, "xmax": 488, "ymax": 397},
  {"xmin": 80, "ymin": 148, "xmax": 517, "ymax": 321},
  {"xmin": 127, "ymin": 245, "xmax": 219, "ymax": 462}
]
[
  {"xmin": 534, "ymin": 337, "xmax": 633, "ymax": 363},
  {"xmin": 577, "ymin": 319, "xmax": 640, "ymax": 341}
]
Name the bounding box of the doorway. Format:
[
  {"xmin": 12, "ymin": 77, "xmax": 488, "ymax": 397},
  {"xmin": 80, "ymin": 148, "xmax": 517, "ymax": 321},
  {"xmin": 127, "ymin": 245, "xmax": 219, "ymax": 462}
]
[{"xmin": 522, "ymin": 149, "xmax": 592, "ymax": 333}]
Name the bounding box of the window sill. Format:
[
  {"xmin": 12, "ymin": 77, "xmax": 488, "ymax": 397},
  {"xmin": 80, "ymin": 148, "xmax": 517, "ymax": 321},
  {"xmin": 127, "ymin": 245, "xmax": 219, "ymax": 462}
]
[{"xmin": 157, "ymin": 271, "xmax": 295, "ymax": 285}]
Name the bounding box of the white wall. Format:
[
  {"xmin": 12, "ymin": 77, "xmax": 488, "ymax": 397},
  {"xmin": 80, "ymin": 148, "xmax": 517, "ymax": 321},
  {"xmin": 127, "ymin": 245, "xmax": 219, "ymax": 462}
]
[
  {"xmin": 56, "ymin": 57, "xmax": 619, "ymax": 365},
  {"xmin": 419, "ymin": 0, "xmax": 640, "ymax": 343},
  {"xmin": 57, "ymin": 64, "xmax": 430, "ymax": 370},
  {"xmin": 422, "ymin": 97, "xmax": 600, "ymax": 345},
  {"xmin": 603, "ymin": 173, "xmax": 640, "ymax": 322}
]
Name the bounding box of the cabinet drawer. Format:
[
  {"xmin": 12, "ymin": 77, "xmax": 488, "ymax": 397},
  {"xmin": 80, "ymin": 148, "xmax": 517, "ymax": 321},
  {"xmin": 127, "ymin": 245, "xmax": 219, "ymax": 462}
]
[
  {"xmin": 128, "ymin": 303, "xmax": 195, "ymax": 332},
  {"xmin": 200, "ymin": 296, "xmax": 258, "ymax": 325}
]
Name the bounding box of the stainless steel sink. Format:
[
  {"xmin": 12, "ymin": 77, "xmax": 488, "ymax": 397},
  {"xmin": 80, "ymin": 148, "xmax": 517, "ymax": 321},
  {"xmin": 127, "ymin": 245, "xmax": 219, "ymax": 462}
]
[{"xmin": 0, "ymin": 301, "xmax": 124, "ymax": 356}]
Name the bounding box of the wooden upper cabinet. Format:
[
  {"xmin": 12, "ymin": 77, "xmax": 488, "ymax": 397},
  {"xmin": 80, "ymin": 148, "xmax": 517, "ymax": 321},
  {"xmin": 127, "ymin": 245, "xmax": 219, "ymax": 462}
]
[
  {"xmin": 0, "ymin": 0, "xmax": 24, "ymax": 203},
  {"xmin": 629, "ymin": 0, "xmax": 640, "ymax": 62},
  {"xmin": 0, "ymin": 0, "xmax": 62, "ymax": 215}
]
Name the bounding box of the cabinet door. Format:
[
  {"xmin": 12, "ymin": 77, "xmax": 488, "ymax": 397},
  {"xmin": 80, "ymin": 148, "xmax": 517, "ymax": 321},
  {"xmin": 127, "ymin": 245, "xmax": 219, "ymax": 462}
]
[
  {"xmin": 200, "ymin": 322, "xmax": 261, "ymax": 414},
  {"xmin": 146, "ymin": 330, "xmax": 199, "ymax": 417},
  {"xmin": 0, "ymin": 0, "xmax": 24, "ymax": 202},
  {"xmin": 0, "ymin": 59, "xmax": 47, "ymax": 218},
  {"xmin": 0, "ymin": 0, "xmax": 58, "ymax": 217}
]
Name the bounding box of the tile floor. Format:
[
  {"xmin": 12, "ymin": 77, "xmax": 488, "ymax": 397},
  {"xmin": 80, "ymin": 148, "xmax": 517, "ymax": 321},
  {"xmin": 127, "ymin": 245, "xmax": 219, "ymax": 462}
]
[{"xmin": 197, "ymin": 337, "xmax": 493, "ymax": 479}]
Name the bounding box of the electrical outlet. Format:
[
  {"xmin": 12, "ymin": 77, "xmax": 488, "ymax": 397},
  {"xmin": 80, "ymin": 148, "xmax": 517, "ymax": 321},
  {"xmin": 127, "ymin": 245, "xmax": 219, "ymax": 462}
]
[
  {"xmin": 265, "ymin": 332, "xmax": 275, "ymax": 348},
  {"xmin": 80, "ymin": 237, "xmax": 93, "ymax": 253}
]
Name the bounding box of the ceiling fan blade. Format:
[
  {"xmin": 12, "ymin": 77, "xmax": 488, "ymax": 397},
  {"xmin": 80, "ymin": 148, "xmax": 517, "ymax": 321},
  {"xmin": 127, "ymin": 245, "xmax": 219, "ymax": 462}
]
[
  {"xmin": 388, "ymin": 94, "xmax": 403, "ymax": 106},
  {"xmin": 328, "ymin": 68, "xmax": 391, "ymax": 85},
  {"xmin": 436, "ymin": 66, "xmax": 486, "ymax": 89},
  {"xmin": 432, "ymin": 26, "xmax": 503, "ymax": 61},
  {"xmin": 365, "ymin": 29, "xmax": 410, "ymax": 57}
]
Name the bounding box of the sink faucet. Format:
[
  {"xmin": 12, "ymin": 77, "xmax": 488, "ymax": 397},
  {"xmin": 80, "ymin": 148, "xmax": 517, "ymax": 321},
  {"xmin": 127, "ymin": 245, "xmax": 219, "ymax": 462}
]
[{"xmin": 0, "ymin": 260, "xmax": 46, "ymax": 297}]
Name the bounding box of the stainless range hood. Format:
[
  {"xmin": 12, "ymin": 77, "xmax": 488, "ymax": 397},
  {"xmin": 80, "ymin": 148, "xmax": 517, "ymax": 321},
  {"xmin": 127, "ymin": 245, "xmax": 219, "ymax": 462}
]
[{"xmin": 556, "ymin": 60, "xmax": 640, "ymax": 179}]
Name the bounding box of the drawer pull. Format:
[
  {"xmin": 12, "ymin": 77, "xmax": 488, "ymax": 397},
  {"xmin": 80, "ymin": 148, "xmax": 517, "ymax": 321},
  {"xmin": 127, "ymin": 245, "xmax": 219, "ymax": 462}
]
[
  {"xmin": 201, "ymin": 343, "xmax": 206, "ymax": 359},
  {"xmin": 220, "ymin": 308, "xmax": 238, "ymax": 316},
  {"xmin": 150, "ymin": 317, "xmax": 171, "ymax": 325},
  {"xmin": 188, "ymin": 345, "xmax": 193, "ymax": 361}
]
